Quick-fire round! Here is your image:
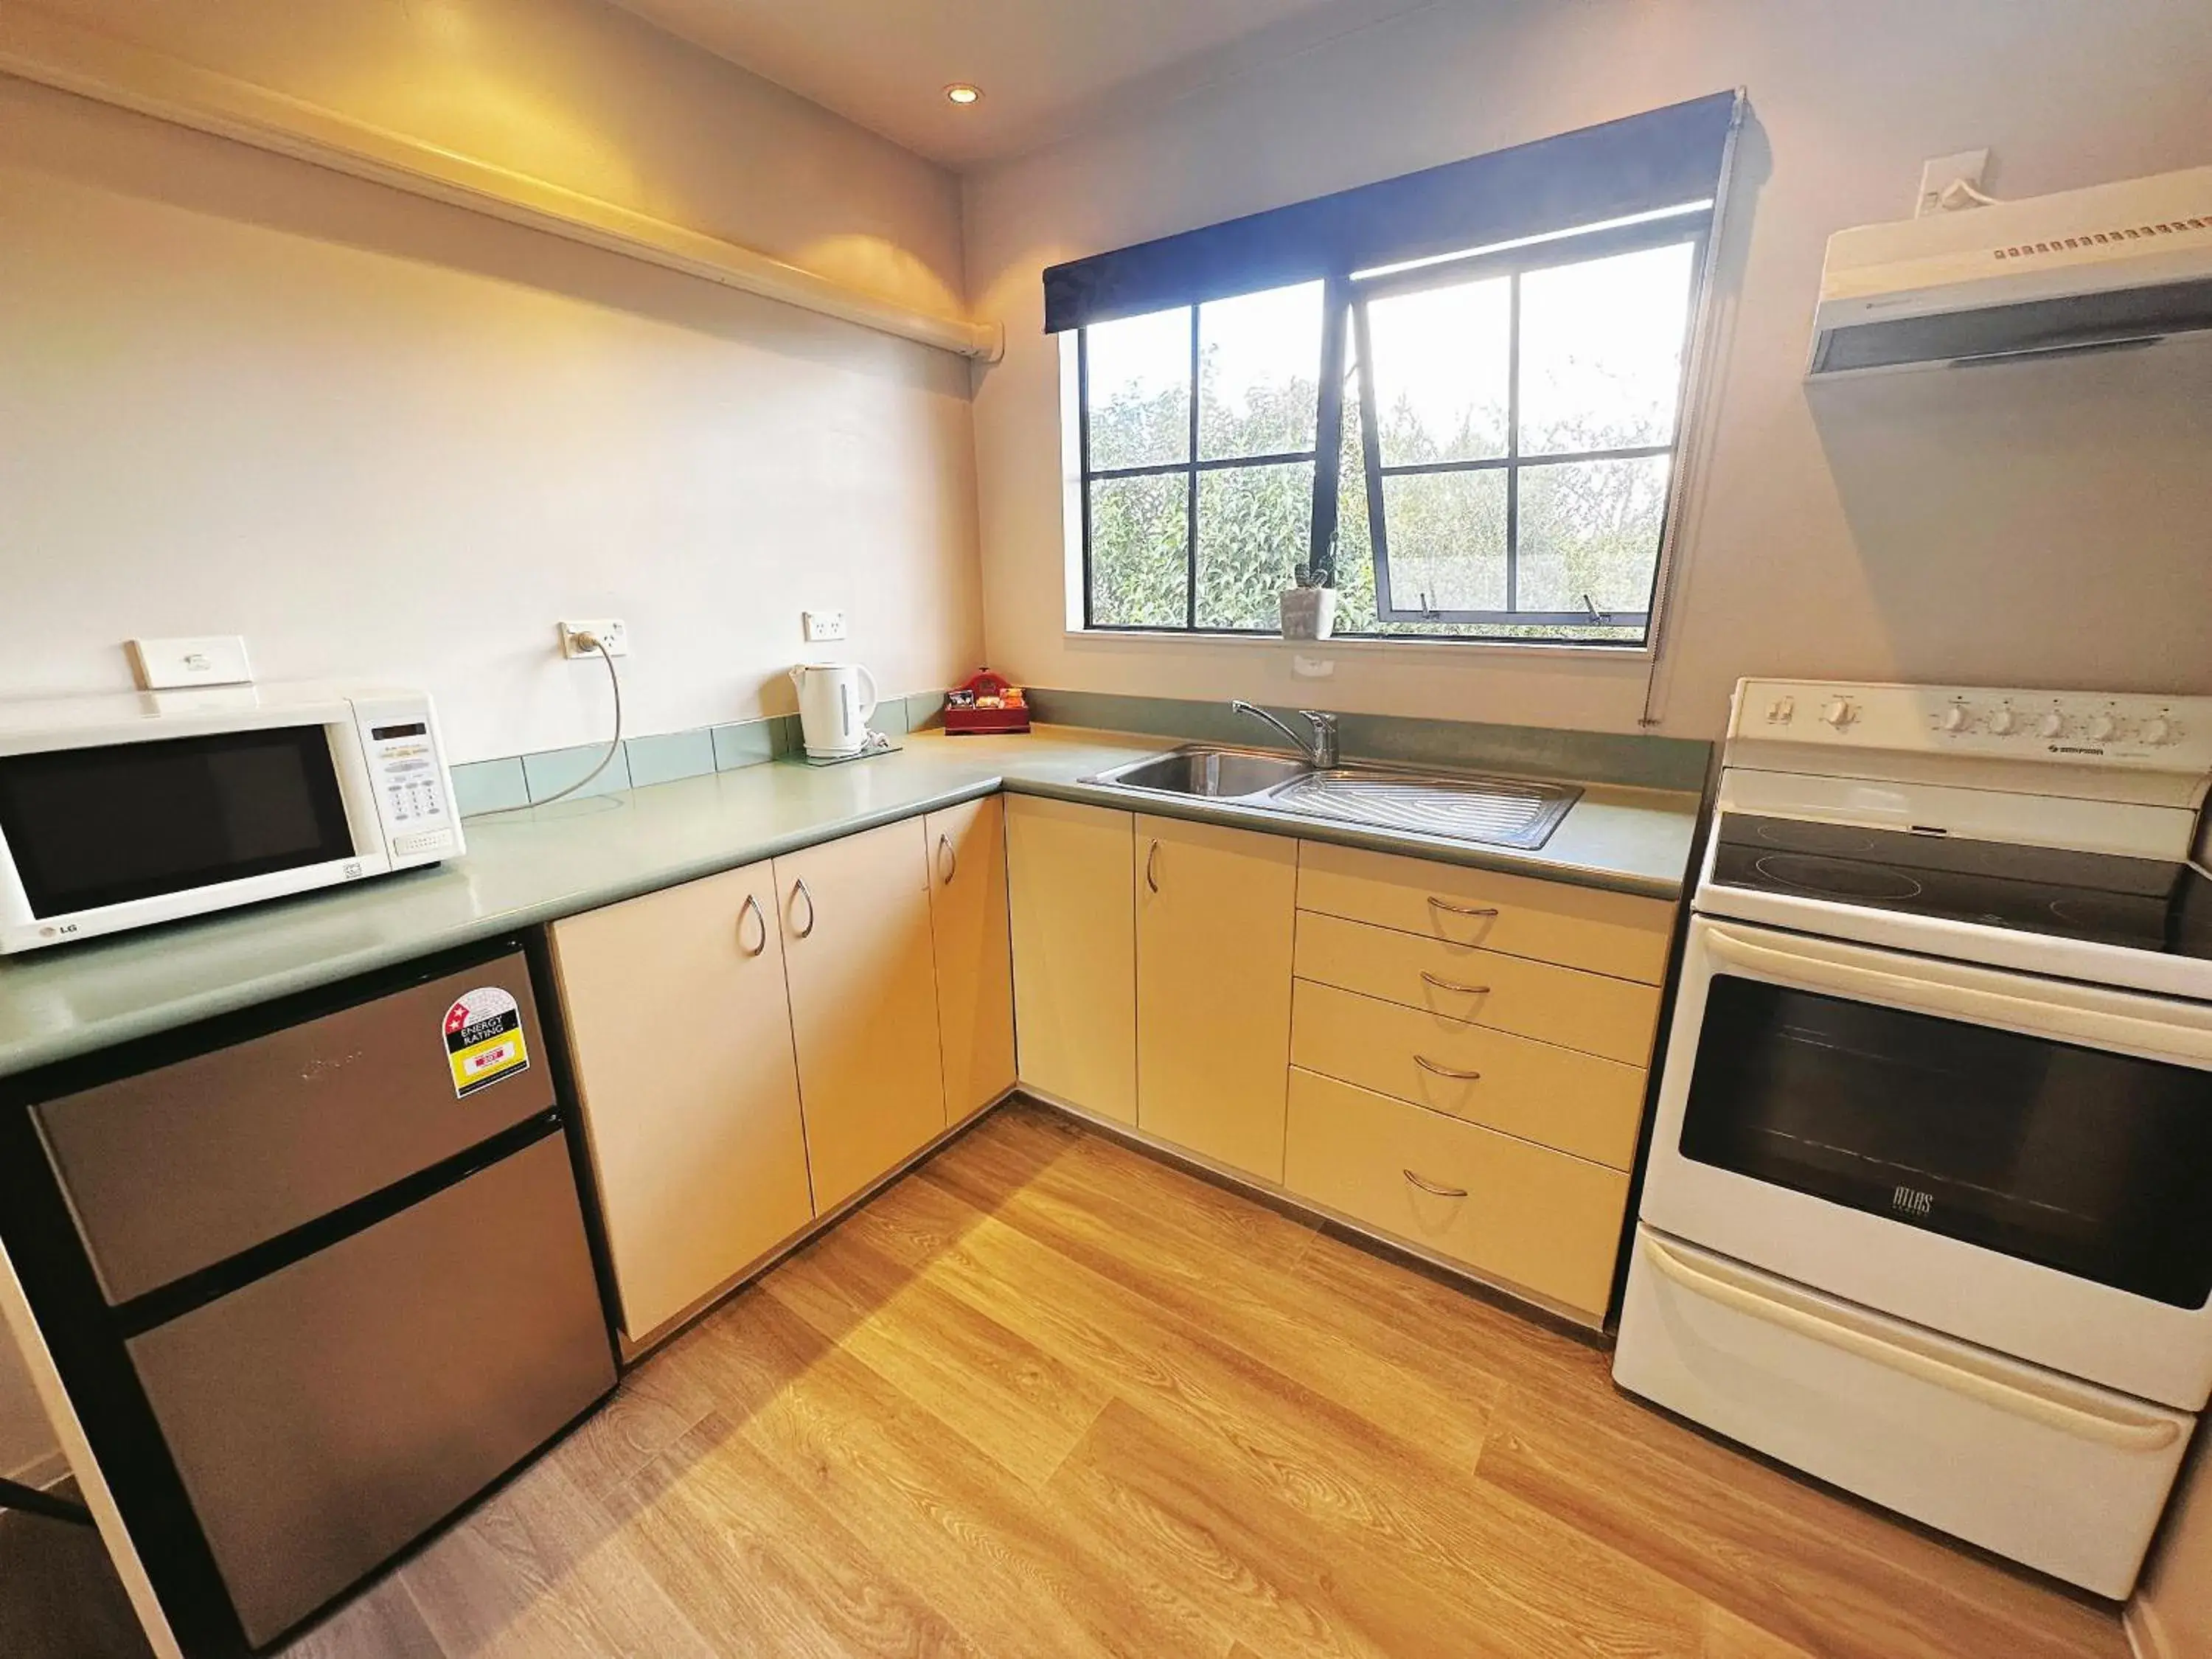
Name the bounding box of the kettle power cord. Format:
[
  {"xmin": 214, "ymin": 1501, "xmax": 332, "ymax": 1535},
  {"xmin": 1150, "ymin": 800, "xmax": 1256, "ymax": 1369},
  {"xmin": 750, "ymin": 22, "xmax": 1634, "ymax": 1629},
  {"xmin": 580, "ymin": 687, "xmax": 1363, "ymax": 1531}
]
[{"xmin": 473, "ymin": 632, "xmax": 625, "ymax": 816}]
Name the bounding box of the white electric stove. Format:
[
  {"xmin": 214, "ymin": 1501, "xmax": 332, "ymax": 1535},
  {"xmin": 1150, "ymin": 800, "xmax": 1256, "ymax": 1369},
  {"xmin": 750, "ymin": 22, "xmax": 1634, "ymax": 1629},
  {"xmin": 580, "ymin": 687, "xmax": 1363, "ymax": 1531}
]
[{"xmin": 1615, "ymin": 678, "xmax": 2212, "ymax": 1600}]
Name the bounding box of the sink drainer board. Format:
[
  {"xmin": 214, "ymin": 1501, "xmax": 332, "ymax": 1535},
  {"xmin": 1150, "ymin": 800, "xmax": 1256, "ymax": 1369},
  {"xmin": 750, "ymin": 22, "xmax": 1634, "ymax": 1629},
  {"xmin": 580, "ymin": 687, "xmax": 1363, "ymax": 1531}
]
[{"xmin": 1268, "ymin": 770, "xmax": 1582, "ymax": 851}]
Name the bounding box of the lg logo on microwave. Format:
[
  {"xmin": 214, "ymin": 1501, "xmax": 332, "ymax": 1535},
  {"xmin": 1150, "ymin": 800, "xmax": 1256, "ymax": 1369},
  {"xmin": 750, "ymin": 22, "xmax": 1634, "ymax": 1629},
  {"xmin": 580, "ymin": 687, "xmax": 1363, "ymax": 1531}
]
[{"xmin": 1891, "ymin": 1185, "xmax": 1935, "ymax": 1219}]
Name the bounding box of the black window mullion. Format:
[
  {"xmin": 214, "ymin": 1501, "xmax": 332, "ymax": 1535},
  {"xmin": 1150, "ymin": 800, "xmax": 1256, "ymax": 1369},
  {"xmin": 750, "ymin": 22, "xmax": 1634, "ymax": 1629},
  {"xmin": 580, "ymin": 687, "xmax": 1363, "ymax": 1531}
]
[
  {"xmin": 1184, "ymin": 305, "xmax": 1200, "ymax": 629},
  {"xmin": 1309, "ymin": 277, "xmax": 1351, "ymax": 585},
  {"xmin": 1078, "ymin": 328, "xmax": 1095, "ymax": 629},
  {"xmin": 1377, "ymin": 442, "xmax": 1671, "ymax": 478},
  {"xmin": 1351, "ymin": 299, "xmax": 1392, "ymax": 613},
  {"xmin": 1506, "ymin": 269, "xmax": 1522, "ymax": 614}
]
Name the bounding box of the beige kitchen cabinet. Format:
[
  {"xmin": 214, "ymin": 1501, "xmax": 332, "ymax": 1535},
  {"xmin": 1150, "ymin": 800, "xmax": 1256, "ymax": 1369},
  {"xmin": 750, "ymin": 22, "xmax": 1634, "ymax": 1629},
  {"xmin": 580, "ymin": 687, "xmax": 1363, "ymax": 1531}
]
[
  {"xmin": 1135, "ymin": 814, "xmax": 1298, "ymax": 1181},
  {"xmin": 925, "ymin": 795, "xmax": 1017, "ymax": 1120},
  {"xmin": 1290, "ymin": 978, "xmax": 1646, "ymax": 1169},
  {"xmin": 1006, "ymin": 794, "xmax": 1137, "ymax": 1124},
  {"xmin": 548, "ymin": 861, "xmax": 813, "ymax": 1342},
  {"xmin": 1284, "ymin": 1067, "xmax": 1630, "ymax": 1319},
  {"xmin": 776, "ymin": 818, "xmax": 948, "ymax": 1212},
  {"xmin": 1296, "ymin": 839, "xmax": 1675, "ymax": 984}
]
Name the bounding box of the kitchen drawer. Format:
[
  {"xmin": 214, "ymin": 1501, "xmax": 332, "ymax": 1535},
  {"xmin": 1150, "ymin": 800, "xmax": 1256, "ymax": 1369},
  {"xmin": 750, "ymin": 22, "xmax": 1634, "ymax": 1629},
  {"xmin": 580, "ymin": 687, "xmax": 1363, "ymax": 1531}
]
[
  {"xmin": 1290, "ymin": 978, "xmax": 1646, "ymax": 1169},
  {"xmin": 1296, "ymin": 840, "xmax": 1674, "ymax": 984},
  {"xmin": 1284, "ymin": 1068, "xmax": 1629, "ymax": 1318},
  {"xmin": 33, "ymin": 952, "xmax": 555, "ymax": 1307},
  {"xmin": 1294, "ymin": 909, "xmax": 1662, "ymax": 1065}
]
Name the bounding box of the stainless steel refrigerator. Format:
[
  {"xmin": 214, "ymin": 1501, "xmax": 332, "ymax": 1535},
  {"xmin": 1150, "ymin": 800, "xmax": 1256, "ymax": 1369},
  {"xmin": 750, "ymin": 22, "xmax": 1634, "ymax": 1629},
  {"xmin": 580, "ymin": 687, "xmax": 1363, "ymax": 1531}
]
[{"xmin": 4, "ymin": 940, "xmax": 616, "ymax": 1654}]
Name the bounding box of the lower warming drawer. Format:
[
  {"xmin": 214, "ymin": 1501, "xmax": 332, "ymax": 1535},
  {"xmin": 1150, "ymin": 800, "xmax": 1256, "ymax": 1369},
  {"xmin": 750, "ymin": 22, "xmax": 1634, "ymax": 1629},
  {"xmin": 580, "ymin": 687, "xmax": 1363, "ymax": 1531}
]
[{"xmin": 1613, "ymin": 1224, "xmax": 2192, "ymax": 1599}]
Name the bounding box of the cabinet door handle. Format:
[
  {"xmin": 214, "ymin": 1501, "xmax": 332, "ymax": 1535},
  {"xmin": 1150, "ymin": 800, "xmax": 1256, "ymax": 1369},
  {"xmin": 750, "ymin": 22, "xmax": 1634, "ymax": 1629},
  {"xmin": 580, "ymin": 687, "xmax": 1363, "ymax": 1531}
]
[
  {"xmin": 1419, "ymin": 971, "xmax": 1492, "ymax": 996},
  {"xmin": 1413, "ymin": 1054, "xmax": 1482, "ymax": 1082},
  {"xmin": 1402, "ymin": 1169, "xmax": 1470, "ymax": 1199},
  {"xmin": 937, "ymin": 832, "xmax": 957, "ymax": 885},
  {"xmin": 737, "ymin": 893, "xmax": 768, "ymax": 958},
  {"xmin": 1427, "ymin": 895, "xmax": 1500, "ymax": 919},
  {"xmin": 1145, "ymin": 841, "xmax": 1161, "ymax": 893},
  {"xmin": 790, "ymin": 877, "xmax": 815, "ymax": 939}
]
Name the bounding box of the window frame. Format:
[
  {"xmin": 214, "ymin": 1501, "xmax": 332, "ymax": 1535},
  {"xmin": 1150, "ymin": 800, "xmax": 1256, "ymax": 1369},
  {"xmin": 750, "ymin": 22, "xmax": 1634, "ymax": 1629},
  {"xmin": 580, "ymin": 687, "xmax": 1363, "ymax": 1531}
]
[
  {"xmin": 1073, "ymin": 206, "xmax": 1714, "ymax": 647},
  {"xmin": 1075, "ymin": 298, "xmax": 1329, "ymax": 634}
]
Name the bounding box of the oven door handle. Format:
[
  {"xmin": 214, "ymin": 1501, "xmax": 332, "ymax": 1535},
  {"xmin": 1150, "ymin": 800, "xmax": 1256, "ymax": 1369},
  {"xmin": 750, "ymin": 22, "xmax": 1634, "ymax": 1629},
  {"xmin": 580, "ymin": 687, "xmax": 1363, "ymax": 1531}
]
[
  {"xmin": 1641, "ymin": 1235, "xmax": 2183, "ymax": 1453},
  {"xmin": 1702, "ymin": 923, "xmax": 2212, "ymax": 1068}
]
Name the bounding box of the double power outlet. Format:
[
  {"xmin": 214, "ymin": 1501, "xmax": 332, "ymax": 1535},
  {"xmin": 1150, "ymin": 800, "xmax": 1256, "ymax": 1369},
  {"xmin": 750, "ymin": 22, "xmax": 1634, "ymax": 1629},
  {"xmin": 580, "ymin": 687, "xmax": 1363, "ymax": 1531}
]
[{"xmin": 558, "ymin": 619, "xmax": 630, "ymax": 658}]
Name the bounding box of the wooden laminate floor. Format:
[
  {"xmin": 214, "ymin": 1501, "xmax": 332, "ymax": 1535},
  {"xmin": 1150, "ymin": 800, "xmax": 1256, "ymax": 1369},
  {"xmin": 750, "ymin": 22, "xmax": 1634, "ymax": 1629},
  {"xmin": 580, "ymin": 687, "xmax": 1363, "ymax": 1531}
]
[{"xmin": 46, "ymin": 1099, "xmax": 2135, "ymax": 1658}]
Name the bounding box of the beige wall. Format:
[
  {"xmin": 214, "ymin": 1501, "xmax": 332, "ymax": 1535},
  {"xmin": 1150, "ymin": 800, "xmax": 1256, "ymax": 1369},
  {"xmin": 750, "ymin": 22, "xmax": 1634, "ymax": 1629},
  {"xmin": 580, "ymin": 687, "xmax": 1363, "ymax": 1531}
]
[
  {"xmin": 962, "ymin": 0, "xmax": 2212, "ymax": 740},
  {"xmin": 1, "ymin": 0, "xmax": 981, "ymax": 759}
]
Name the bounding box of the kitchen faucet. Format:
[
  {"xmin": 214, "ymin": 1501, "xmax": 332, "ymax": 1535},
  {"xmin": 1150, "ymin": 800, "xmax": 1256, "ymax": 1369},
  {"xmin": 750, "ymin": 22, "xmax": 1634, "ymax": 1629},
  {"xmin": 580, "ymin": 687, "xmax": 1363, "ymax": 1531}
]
[{"xmin": 1230, "ymin": 700, "xmax": 1340, "ymax": 768}]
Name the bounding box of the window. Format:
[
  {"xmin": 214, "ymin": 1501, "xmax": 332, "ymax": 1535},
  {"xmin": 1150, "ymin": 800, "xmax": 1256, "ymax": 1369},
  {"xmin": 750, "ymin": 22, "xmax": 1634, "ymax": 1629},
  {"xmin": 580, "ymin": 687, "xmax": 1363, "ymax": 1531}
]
[
  {"xmin": 1049, "ymin": 90, "xmax": 1744, "ymax": 650},
  {"xmin": 1078, "ymin": 217, "xmax": 1703, "ymax": 645}
]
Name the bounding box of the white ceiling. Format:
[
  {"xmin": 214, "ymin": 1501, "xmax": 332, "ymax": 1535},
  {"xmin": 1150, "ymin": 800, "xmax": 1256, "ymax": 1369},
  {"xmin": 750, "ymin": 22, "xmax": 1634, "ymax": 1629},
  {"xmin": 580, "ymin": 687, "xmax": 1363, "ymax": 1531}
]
[{"xmin": 609, "ymin": 0, "xmax": 1437, "ymax": 168}]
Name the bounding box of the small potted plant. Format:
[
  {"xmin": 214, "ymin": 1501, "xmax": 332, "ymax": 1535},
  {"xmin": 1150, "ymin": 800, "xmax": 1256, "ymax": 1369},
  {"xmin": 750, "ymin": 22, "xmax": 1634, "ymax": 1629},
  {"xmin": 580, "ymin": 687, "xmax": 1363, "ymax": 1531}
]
[{"xmin": 1279, "ymin": 563, "xmax": 1338, "ymax": 641}]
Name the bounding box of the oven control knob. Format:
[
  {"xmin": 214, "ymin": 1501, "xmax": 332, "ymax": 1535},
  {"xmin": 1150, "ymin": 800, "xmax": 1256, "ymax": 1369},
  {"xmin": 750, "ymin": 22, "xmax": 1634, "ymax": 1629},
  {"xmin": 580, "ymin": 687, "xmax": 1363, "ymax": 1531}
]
[
  {"xmin": 1823, "ymin": 698, "xmax": 1856, "ymax": 729},
  {"xmin": 1988, "ymin": 709, "xmax": 2017, "ymax": 736},
  {"xmin": 2089, "ymin": 714, "xmax": 2118, "ymax": 742},
  {"xmin": 1941, "ymin": 704, "xmax": 1970, "ymax": 732},
  {"xmin": 2039, "ymin": 712, "xmax": 2067, "ymax": 738},
  {"xmin": 2143, "ymin": 716, "xmax": 2176, "ymax": 745}
]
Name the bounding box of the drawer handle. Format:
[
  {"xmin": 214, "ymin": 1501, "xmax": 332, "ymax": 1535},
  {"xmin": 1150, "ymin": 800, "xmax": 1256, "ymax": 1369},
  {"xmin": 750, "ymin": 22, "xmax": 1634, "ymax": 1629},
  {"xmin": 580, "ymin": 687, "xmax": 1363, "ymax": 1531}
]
[
  {"xmin": 1402, "ymin": 1169, "xmax": 1470, "ymax": 1200},
  {"xmin": 1419, "ymin": 971, "xmax": 1492, "ymax": 996},
  {"xmin": 790, "ymin": 877, "xmax": 816, "ymax": 939},
  {"xmin": 737, "ymin": 893, "xmax": 768, "ymax": 958},
  {"xmin": 937, "ymin": 832, "xmax": 958, "ymax": 885},
  {"xmin": 1640, "ymin": 1234, "xmax": 2182, "ymax": 1453},
  {"xmin": 1413, "ymin": 1054, "xmax": 1482, "ymax": 1082},
  {"xmin": 1146, "ymin": 841, "xmax": 1161, "ymax": 893},
  {"xmin": 1427, "ymin": 896, "xmax": 1500, "ymax": 919}
]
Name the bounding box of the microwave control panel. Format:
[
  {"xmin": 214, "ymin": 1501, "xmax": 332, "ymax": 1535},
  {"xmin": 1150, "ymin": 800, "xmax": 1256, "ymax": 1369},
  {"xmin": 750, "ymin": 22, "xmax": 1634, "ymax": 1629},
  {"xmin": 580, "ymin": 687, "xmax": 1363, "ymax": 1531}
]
[
  {"xmin": 353, "ymin": 697, "xmax": 462, "ymax": 863},
  {"xmin": 1733, "ymin": 681, "xmax": 2212, "ymax": 771}
]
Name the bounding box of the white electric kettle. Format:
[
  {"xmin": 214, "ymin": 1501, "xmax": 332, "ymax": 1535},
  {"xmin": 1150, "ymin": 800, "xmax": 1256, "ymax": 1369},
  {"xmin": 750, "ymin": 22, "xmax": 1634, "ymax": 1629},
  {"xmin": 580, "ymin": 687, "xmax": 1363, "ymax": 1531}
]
[{"xmin": 790, "ymin": 661, "xmax": 878, "ymax": 759}]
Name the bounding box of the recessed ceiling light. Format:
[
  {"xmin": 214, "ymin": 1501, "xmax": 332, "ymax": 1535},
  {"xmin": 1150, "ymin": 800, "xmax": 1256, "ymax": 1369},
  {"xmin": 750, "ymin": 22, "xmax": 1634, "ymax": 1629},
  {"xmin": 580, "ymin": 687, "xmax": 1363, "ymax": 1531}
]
[{"xmin": 945, "ymin": 83, "xmax": 982, "ymax": 106}]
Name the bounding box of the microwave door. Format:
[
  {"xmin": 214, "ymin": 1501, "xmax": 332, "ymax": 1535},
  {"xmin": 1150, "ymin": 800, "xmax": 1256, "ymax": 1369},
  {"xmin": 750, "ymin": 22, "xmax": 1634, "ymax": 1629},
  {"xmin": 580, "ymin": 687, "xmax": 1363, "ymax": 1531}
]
[{"xmin": 0, "ymin": 724, "xmax": 378, "ymax": 949}]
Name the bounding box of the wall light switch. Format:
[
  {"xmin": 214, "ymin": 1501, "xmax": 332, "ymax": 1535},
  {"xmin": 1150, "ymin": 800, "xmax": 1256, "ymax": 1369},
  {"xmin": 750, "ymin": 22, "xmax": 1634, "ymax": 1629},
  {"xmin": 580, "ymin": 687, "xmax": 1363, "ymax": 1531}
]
[
  {"xmin": 125, "ymin": 635, "xmax": 253, "ymax": 689},
  {"xmin": 803, "ymin": 610, "xmax": 847, "ymax": 644}
]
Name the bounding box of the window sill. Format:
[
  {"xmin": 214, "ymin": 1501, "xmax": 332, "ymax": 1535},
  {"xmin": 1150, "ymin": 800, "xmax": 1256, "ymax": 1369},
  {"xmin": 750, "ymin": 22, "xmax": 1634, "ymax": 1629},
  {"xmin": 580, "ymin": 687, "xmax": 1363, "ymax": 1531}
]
[{"xmin": 1062, "ymin": 627, "xmax": 1655, "ymax": 664}]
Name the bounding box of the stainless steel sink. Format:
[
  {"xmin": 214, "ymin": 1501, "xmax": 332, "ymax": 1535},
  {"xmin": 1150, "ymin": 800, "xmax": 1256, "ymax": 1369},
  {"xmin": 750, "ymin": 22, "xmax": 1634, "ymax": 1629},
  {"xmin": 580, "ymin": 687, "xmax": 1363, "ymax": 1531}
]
[
  {"xmin": 1088, "ymin": 746, "xmax": 1311, "ymax": 799},
  {"xmin": 1081, "ymin": 745, "xmax": 1582, "ymax": 850},
  {"xmin": 1268, "ymin": 768, "xmax": 1580, "ymax": 850}
]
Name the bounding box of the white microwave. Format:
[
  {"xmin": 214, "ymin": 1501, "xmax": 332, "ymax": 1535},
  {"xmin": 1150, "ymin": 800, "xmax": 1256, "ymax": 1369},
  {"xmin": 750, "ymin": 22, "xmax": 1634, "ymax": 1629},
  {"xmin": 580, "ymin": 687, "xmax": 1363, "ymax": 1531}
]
[{"xmin": 0, "ymin": 684, "xmax": 465, "ymax": 953}]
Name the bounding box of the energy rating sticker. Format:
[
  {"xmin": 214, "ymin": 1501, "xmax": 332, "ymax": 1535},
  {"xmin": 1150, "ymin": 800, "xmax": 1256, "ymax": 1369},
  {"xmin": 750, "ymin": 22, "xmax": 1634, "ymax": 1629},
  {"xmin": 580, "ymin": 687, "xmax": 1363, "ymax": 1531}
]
[{"xmin": 444, "ymin": 986, "xmax": 530, "ymax": 1099}]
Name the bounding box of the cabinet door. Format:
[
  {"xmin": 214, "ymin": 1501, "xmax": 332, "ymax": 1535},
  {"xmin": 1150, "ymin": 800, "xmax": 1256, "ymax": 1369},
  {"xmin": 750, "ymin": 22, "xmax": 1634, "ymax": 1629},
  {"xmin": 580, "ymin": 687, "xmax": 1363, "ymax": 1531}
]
[
  {"xmin": 779, "ymin": 819, "xmax": 948, "ymax": 1211},
  {"xmin": 549, "ymin": 862, "xmax": 811, "ymax": 1340},
  {"xmin": 1135, "ymin": 815, "xmax": 1298, "ymax": 1180},
  {"xmin": 926, "ymin": 796, "xmax": 1017, "ymax": 1121},
  {"xmin": 1006, "ymin": 796, "xmax": 1136, "ymax": 1124}
]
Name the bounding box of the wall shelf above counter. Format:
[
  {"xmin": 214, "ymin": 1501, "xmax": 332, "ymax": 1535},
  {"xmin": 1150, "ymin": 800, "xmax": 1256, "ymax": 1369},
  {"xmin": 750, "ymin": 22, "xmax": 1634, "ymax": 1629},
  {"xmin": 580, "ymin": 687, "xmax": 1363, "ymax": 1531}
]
[{"xmin": 0, "ymin": 6, "xmax": 1002, "ymax": 361}]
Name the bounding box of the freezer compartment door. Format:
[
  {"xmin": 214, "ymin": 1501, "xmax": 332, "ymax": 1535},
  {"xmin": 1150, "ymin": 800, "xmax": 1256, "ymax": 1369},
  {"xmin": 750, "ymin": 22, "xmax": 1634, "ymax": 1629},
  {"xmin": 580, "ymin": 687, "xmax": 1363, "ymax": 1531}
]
[
  {"xmin": 1613, "ymin": 1224, "xmax": 2190, "ymax": 1599},
  {"xmin": 35, "ymin": 951, "xmax": 555, "ymax": 1306},
  {"xmin": 124, "ymin": 1133, "xmax": 614, "ymax": 1648}
]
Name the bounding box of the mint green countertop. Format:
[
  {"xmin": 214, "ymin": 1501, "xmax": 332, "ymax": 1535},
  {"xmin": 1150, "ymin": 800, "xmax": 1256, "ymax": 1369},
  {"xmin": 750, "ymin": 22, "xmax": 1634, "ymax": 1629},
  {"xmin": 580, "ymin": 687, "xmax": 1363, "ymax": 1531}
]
[{"xmin": 0, "ymin": 727, "xmax": 1702, "ymax": 1079}]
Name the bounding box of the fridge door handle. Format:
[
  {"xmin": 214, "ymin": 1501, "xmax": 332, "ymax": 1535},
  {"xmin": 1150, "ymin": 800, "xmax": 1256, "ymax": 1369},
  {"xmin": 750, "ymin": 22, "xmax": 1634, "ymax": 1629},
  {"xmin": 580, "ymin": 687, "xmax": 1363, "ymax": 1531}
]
[{"xmin": 1641, "ymin": 1234, "xmax": 2182, "ymax": 1453}]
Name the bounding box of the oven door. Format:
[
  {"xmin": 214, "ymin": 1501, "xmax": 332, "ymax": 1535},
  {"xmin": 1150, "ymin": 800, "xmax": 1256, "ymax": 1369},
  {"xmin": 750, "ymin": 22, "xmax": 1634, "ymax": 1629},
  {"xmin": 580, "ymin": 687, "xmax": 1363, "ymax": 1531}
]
[
  {"xmin": 0, "ymin": 706, "xmax": 389, "ymax": 951},
  {"xmin": 1641, "ymin": 916, "xmax": 2212, "ymax": 1410}
]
